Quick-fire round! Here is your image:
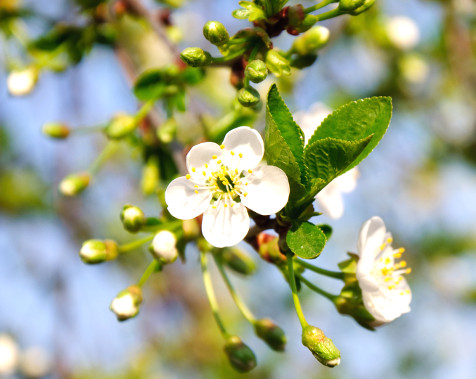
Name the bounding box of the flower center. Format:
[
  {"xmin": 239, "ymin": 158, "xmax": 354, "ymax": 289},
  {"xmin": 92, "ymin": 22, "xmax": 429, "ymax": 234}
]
[{"xmin": 375, "ymin": 238, "xmax": 411, "ymax": 296}]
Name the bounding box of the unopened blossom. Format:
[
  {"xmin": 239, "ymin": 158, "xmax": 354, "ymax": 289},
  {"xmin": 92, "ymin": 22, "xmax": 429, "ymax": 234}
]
[
  {"xmin": 7, "ymin": 67, "xmax": 38, "ymax": 96},
  {"xmin": 110, "ymin": 286, "xmax": 142, "ymax": 321},
  {"xmin": 296, "ymin": 103, "xmax": 358, "ymax": 219},
  {"xmin": 386, "ymin": 16, "xmax": 420, "ymax": 50},
  {"xmin": 151, "ymin": 230, "xmax": 178, "ymax": 263},
  {"xmin": 356, "ymin": 216, "xmax": 411, "ymax": 324},
  {"xmin": 0, "ymin": 334, "xmax": 19, "ymax": 375},
  {"xmin": 165, "ymin": 127, "xmax": 290, "ymax": 248}
]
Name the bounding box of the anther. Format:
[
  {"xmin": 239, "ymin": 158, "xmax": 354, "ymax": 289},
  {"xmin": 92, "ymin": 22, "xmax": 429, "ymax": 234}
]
[
  {"xmin": 230, "ymin": 151, "xmax": 235, "ymax": 156},
  {"xmin": 205, "ymin": 164, "xmax": 208, "ymax": 168},
  {"xmin": 220, "ymin": 144, "xmax": 225, "ymax": 149},
  {"xmin": 186, "ymin": 174, "xmax": 191, "ymax": 179},
  {"xmin": 239, "ymin": 153, "xmax": 243, "ymax": 158},
  {"xmin": 212, "ymin": 155, "xmax": 217, "ymax": 159},
  {"xmin": 194, "ymin": 190, "xmax": 199, "ymax": 194},
  {"xmin": 192, "ymin": 167, "xmax": 196, "ymax": 172},
  {"xmin": 248, "ymin": 169, "xmax": 253, "ymax": 173},
  {"xmin": 202, "ymin": 171, "xmax": 206, "ymax": 176}
]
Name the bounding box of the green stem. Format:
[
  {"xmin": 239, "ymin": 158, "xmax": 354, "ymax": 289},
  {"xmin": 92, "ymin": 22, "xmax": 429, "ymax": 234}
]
[
  {"xmin": 118, "ymin": 234, "xmax": 155, "ymax": 253},
  {"xmin": 212, "ymin": 48, "xmax": 247, "ymax": 63},
  {"xmin": 200, "ymin": 252, "xmax": 230, "ymax": 338},
  {"xmin": 297, "ymin": 274, "xmax": 338, "ymax": 302},
  {"xmin": 287, "ymin": 254, "xmax": 308, "ymax": 329},
  {"xmin": 71, "ymin": 125, "xmax": 106, "ymax": 135},
  {"xmin": 304, "ymin": 0, "xmax": 337, "ymax": 14},
  {"xmin": 134, "ymin": 100, "xmax": 155, "ymax": 123},
  {"xmin": 297, "ymin": 259, "xmax": 345, "ymax": 280},
  {"xmin": 315, "ymin": 8, "xmax": 343, "ymax": 21},
  {"xmin": 88, "ymin": 141, "xmax": 120, "ymax": 175},
  {"xmin": 213, "ymin": 255, "xmax": 256, "ymax": 324},
  {"xmin": 137, "ymin": 260, "xmax": 161, "ymax": 287}
]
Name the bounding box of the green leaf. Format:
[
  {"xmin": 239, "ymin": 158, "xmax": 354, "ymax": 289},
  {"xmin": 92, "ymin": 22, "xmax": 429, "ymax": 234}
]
[
  {"xmin": 304, "ymin": 136, "xmax": 372, "ymax": 193},
  {"xmin": 318, "ymin": 224, "xmax": 332, "ymax": 240},
  {"xmin": 306, "ymin": 97, "xmax": 392, "ymax": 172},
  {"xmin": 133, "ymin": 69, "xmax": 167, "ymax": 101},
  {"xmin": 237, "ymin": 1, "xmax": 266, "ymax": 21},
  {"xmin": 286, "ymin": 222, "xmax": 327, "ymax": 259},
  {"xmin": 265, "ymin": 85, "xmax": 307, "ymax": 209}
]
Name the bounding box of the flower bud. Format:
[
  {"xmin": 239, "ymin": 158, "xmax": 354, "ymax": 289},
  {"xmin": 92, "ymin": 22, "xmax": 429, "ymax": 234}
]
[
  {"xmin": 58, "ymin": 172, "xmax": 90, "ymax": 196},
  {"xmin": 287, "ymin": 5, "xmax": 318, "ymax": 33},
  {"xmin": 265, "ymin": 50, "xmax": 291, "ymax": 77},
  {"xmin": 245, "ymin": 60, "xmax": 268, "ymax": 83},
  {"xmin": 150, "ymin": 230, "xmax": 178, "ymax": 264},
  {"xmin": 223, "ymin": 336, "xmax": 257, "ymax": 373},
  {"xmin": 0, "ymin": 334, "xmax": 19, "ymax": 376},
  {"xmin": 79, "ymin": 239, "xmax": 118, "ymax": 264},
  {"xmin": 254, "ymin": 318, "xmax": 286, "ymax": 351},
  {"xmin": 222, "ymin": 247, "xmax": 256, "ymax": 275},
  {"xmin": 237, "ymin": 87, "xmax": 260, "ymax": 107},
  {"xmin": 157, "ymin": 118, "xmax": 177, "ymax": 144},
  {"xmin": 42, "ymin": 122, "xmax": 70, "ymax": 139},
  {"xmin": 180, "ymin": 47, "xmax": 212, "ymax": 67},
  {"xmin": 110, "ymin": 285, "xmax": 142, "ymax": 321},
  {"xmin": 105, "ymin": 113, "xmax": 137, "ymax": 140},
  {"xmin": 203, "ymin": 21, "xmax": 229, "ymax": 46},
  {"xmin": 292, "ymin": 26, "xmax": 330, "ymax": 56},
  {"xmin": 7, "ymin": 66, "xmax": 38, "ymax": 96},
  {"xmin": 120, "ymin": 204, "xmax": 146, "ymax": 233},
  {"xmin": 302, "ymin": 325, "xmax": 341, "ymax": 367},
  {"xmin": 340, "ymin": 0, "xmax": 375, "ymax": 14}
]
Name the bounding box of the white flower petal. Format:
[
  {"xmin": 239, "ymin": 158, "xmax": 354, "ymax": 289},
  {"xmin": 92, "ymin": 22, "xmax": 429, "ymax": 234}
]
[
  {"xmin": 222, "ymin": 127, "xmax": 264, "ymax": 171},
  {"xmin": 316, "ymin": 187, "xmax": 344, "ymax": 219},
  {"xmin": 186, "ymin": 142, "xmax": 223, "ymax": 181},
  {"xmin": 202, "ymin": 203, "xmax": 250, "ymax": 248},
  {"xmin": 362, "ymin": 287, "xmax": 411, "ymax": 323},
  {"xmin": 356, "ymin": 216, "xmax": 387, "ymax": 275},
  {"xmin": 295, "ymin": 102, "xmax": 332, "ymax": 144},
  {"xmin": 241, "ymin": 165, "xmax": 290, "ymax": 215},
  {"xmin": 165, "ymin": 177, "xmax": 211, "ymax": 220},
  {"xmin": 336, "ymin": 168, "xmax": 359, "ymax": 193}
]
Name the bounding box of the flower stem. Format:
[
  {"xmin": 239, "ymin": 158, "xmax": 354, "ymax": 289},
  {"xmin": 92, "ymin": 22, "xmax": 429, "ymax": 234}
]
[
  {"xmin": 134, "ymin": 100, "xmax": 155, "ymax": 124},
  {"xmin": 137, "ymin": 260, "xmax": 161, "ymax": 287},
  {"xmin": 88, "ymin": 141, "xmax": 120, "ymax": 176},
  {"xmin": 213, "ymin": 255, "xmax": 256, "ymax": 324},
  {"xmin": 71, "ymin": 125, "xmax": 106, "ymax": 135},
  {"xmin": 286, "ymin": 254, "xmax": 308, "ymax": 329},
  {"xmin": 315, "ymin": 8, "xmax": 342, "ymax": 21},
  {"xmin": 297, "ymin": 259, "xmax": 345, "ymax": 280},
  {"xmin": 200, "ymin": 252, "xmax": 230, "ymax": 338},
  {"xmin": 212, "ymin": 48, "xmax": 247, "ymax": 63},
  {"xmin": 118, "ymin": 234, "xmax": 154, "ymax": 253},
  {"xmin": 297, "ymin": 274, "xmax": 338, "ymax": 302},
  {"xmin": 304, "ymin": 0, "xmax": 336, "ymax": 14}
]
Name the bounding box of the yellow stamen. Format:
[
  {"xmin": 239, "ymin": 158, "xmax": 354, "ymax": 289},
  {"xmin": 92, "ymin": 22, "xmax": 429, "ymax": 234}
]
[
  {"xmin": 205, "ymin": 164, "xmax": 208, "ymax": 168},
  {"xmin": 243, "ymin": 192, "xmax": 248, "ymax": 197},
  {"xmin": 405, "ymin": 268, "xmax": 412, "ymax": 274},
  {"xmin": 248, "ymin": 169, "xmax": 253, "ymax": 174},
  {"xmin": 192, "ymin": 167, "xmax": 196, "ymax": 173},
  {"xmin": 217, "ymin": 160, "xmax": 221, "ymax": 164},
  {"xmin": 387, "ymin": 237, "xmax": 393, "ymax": 243},
  {"xmin": 194, "ymin": 190, "xmax": 198, "ymax": 194},
  {"xmin": 212, "ymin": 155, "xmax": 217, "ymax": 159},
  {"xmin": 388, "ymin": 285, "xmax": 395, "ymax": 290},
  {"xmin": 202, "ymin": 171, "xmax": 206, "ymax": 176},
  {"xmin": 230, "ymin": 151, "xmax": 235, "ymax": 156},
  {"xmin": 220, "ymin": 144, "xmax": 225, "ymax": 149},
  {"xmin": 399, "ymin": 261, "xmax": 407, "ymax": 268},
  {"xmin": 239, "ymin": 153, "xmax": 243, "ymax": 158},
  {"xmin": 186, "ymin": 174, "xmax": 191, "ymax": 179},
  {"xmin": 224, "ymin": 204, "xmax": 228, "ymax": 207}
]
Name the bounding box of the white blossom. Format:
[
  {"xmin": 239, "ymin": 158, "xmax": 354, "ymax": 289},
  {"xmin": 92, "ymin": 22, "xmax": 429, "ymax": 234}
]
[
  {"xmin": 0, "ymin": 334, "xmax": 19, "ymax": 375},
  {"xmin": 356, "ymin": 216, "xmax": 412, "ymax": 324},
  {"xmin": 386, "ymin": 16, "xmax": 420, "ymax": 50},
  {"xmin": 165, "ymin": 127, "xmax": 290, "ymax": 248},
  {"xmin": 7, "ymin": 67, "xmax": 38, "ymax": 96},
  {"xmin": 110, "ymin": 291, "xmax": 140, "ymax": 321},
  {"xmin": 316, "ymin": 168, "xmax": 359, "ymax": 219},
  {"xmin": 296, "ymin": 103, "xmax": 358, "ymax": 219},
  {"xmin": 151, "ymin": 230, "xmax": 178, "ymax": 263}
]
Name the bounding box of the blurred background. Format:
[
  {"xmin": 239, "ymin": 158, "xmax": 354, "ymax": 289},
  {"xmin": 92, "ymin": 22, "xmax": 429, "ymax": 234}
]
[{"xmin": 1, "ymin": 0, "xmax": 476, "ymax": 378}]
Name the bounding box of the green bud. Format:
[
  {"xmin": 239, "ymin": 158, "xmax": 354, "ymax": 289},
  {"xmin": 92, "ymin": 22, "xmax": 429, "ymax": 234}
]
[
  {"xmin": 42, "ymin": 122, "xmax": 70, "ymax": 139},
  {"xmin": 120, "ymin": 204, "xmax": 146, "ymax": 233},
  {"xmin": 79, "ymin": 239, "xmax": 118, "ymax": 264},
  {"xmin": 254, "ymin": 318, "xmax": 287, "ymax": 351},
  {"xmin": 265, "ymin": 50, "xmax": 291, "ymax": 77},
  {"xmin": 180, "ymin": 47, "xmax": 212, "ymax": 67},
  {"xmin": 338, "ymin": 0, "xmax": 366, "ymax": 12},
  {"xmin": 245, "ymin": 60, "xmax": 268, "ymax": 83},
  {"xmin": 105, "ymin": 113, "xmax": 137, "ymax": 140},
  {"xmin": 348, "ymin": 0, "xmax": 375, "ymax": 15},
  {"xmin": 292, "ymin": 26, "xmax": 330, "ymax": 56},
  {"xmin": 223, "ymin": 336, "xmax": 257, "ymax": 373},
  {"xmin": 334, "ymin": 294, "xmax": 377, "ymax": 330},
  {"xmin": 222, "ymin": 247, "xmax": 256, "ymax": 275},
  {"xmin": 237, "ymin": 87, "xmax": 260, "ymax": 107},
  {"xmin": 203, "ymin": 21, "xmax": 229, "ymax": 46},
  {"xmin": 287, "ymin": 5, "xmax": 318, "ymax": 33},
  {"xmin": 110, "ymin": 285, "xmax": 142, "ymax": 321},
  {"xmin": 157, "ymin": 118, "xmax": 177, "ymax": 144},
  {"xmin": 58, "ymin": 172, "xmax": 90, "ymax": 196},
  {"xmin": 141, "ymin": 157, "xmax": 159, "ymax": 195},
  {"xmin": 302, "ymin": 325, "xmax": 341, "ymax": 367}
]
